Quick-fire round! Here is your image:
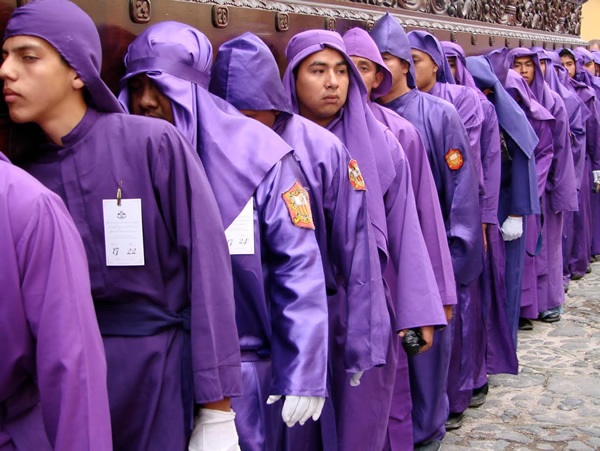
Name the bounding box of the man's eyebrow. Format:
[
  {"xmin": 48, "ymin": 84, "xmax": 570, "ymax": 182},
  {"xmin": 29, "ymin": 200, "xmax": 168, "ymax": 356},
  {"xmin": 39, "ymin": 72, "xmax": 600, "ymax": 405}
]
[{"xmin": 2, "ymin": 44, "xmax": 45, "ymax": 55}]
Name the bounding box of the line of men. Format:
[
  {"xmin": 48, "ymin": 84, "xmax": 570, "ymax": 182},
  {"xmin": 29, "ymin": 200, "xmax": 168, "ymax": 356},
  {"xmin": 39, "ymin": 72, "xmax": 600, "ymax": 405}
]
[{"xmin": 2, "ymin": 1, "xmax": 599, "ymax": 450}]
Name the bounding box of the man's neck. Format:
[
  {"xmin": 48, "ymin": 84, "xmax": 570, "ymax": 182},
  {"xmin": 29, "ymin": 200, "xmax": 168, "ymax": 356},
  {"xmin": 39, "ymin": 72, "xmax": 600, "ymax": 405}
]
[
  {"xmin": 41, "ymin": 100, "xmax": 88, "ymax": 146},
  {"xmin": 379, "ymin": 82, "xmax": 411, "ymax": 104}
]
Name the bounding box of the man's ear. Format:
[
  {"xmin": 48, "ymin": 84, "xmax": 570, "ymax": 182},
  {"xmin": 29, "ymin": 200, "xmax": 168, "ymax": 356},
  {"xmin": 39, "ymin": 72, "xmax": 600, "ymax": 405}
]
[
  {"xmin": 401, "ymin": 60, "xmax": 410, "ymax": 75},
  {"xmin": 71, "ymin": 71, "xmax": 85, "ymax": 90},
  {"xmin": 433, "ymin": 64, "xmax": 438, "ymax": 74},
  {"xmin": 373, "ymin": 69, "xmax": 384, "ymax": 90}
]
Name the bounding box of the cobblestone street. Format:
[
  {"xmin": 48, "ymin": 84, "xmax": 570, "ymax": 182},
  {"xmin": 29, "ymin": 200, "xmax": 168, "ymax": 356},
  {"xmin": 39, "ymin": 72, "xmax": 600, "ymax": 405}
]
[{"xmin": 444, "ymin": 261, "xmax": 600, "ymax": 450}]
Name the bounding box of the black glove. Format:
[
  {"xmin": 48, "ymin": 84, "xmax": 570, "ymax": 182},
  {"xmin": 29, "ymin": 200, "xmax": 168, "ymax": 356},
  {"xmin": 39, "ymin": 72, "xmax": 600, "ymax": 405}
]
[{"xmin": 402, "ymin": 328, "xmax": 427, "ymax": 356}]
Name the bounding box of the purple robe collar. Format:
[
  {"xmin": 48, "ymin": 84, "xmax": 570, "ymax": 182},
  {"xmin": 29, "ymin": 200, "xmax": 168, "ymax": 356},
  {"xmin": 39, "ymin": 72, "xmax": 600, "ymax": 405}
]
[
  {"xmin": 342, "ymin": 27, "xmax": 392, "ymax": 99},
  {"xmin": 504, "ymin": 69, "xmax": 553, "ymax": 122},
  {"xmin": 119, "ymin": 22, "xmax": 292, "ymax": 227},
  {"xmin": 407, "ymin": 30, "xmax": 455, "ymax": 84},
  {"xmin": 369, "ymin": 12, "xmax": 416, "ymax": 89},
  {"xmin": 4, "ymin": 0, "xmax": 123, "ymax": 114},
  {"xmin": 466, "ymin": 56, "xmax": 537, "ymax": 158},
  {"xmin": 209, "ymin": 32, "xmax": 293, "ymax": 115}
]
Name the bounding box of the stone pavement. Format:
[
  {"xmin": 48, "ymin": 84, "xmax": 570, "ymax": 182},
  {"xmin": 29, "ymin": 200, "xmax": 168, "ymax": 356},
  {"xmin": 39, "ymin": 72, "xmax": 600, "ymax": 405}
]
[{"xmin": 444, "ymin": 260, "xmax": 600, "ymax": 450}]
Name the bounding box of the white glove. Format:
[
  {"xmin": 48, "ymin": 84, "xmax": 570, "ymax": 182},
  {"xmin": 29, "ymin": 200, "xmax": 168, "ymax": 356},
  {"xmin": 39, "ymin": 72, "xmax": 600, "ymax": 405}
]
[
  {"xmin": 500, "ymin": 215, "xmax": 523, "ymax": 241},
  {"xmin": 350, "ymin": 371, "xmax": 364, "ymax": 387},
  {"xmin": 593, "ymin": 170, "xmax": 600, "ymax": 184},
  {"xmin": 266, "ymin": 395, "xmax": 325, "ymax": 427},
  {"xmin": 188, "ymin": 408, "xmax": 240, "ymax": 451}
]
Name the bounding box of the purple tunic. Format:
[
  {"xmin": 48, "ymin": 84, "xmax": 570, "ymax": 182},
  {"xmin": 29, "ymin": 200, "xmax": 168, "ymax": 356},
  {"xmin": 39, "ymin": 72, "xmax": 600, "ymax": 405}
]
[
  {"xmin": 0, "ymin": 154, "xmax": 111, "ymax": 451},
  {"xmin": 210, "ymin": 31, "xmax": 387, "ymax": 374},
  {"xmin": 283, "ymin": 29, "xmax": 445, "ymax": 451},
  {"xmin": 370, "ymin": 12, "xmax": 482, "ymax": 442},
  {"xmin": 5, "ymin": 4, "xmax": 242, "ymax": 451},
  {"xmin": 119, "ymin": 24, "xmax": 329, "ymax": 451},
  {"xmin": 444, "ymin": 42, "xmax": 512, "ymax": 385},
  {"xmin": 467, "ymin": 55, "xmax": 540, "ymax": 352},
  {"xmin": 507, "ymin": 50, "xmax": 578, "ymax": 316},
  {"xmin": 23, "ymin": 110, "xmax": 242, "ymax": 451}
]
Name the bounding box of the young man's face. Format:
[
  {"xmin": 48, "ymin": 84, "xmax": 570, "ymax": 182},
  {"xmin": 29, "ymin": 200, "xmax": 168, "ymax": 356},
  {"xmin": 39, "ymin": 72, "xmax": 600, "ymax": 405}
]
[
  {"xmin": 560, "ymin": 55, "xmax": 576, "ymax": 78},
  {"xmin": 539, "ymin": 59, "xmax": 547, "ymax": 76},
  {"xmin": 512, "ymin": 56, "xmax": 535, "ymax": 86},
  {"xmin": 350, "ymin": 56, "xmax": 383, "ymax": 99},
  {"xmin": 128, "ymin": 74, "xmax": 174, "ymax": 124},
  {"xmin": 380, "ymin": 52, "xmax": 409, "ymax": 89},
  {"xmin": 446, "ymin": 56, "xmax": 457, "ymax": 81},
  {"xmin": 411, "ymin": 49, "xmax": 437, "ymax": 93},
  {"xmin": 295, "ymin": 48, "xmax": 349, "ymax": 128},
  {"xmin": 0, "ymin": 35, "xmax": 82, "ymax": 125},
  {"xmin": 583, "ymin": 60, "xmax": 595, "ymax": 76}
]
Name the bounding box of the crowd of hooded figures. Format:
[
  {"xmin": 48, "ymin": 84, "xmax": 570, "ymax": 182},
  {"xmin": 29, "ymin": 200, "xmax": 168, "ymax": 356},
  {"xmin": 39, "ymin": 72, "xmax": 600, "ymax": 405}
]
[{"xmin": 3, "ymin": 1, "xmax": 600, "ymax": 450}]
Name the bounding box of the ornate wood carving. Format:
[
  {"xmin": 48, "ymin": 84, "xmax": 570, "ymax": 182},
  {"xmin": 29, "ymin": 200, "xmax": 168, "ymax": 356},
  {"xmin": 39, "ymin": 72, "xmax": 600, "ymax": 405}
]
[
  {"xmin": 129, "ymin": 0, "xmax": 151, "ymax": 23},
  {"xmin": 179, "ymin": 0, "xmax": 587, "ymax": 46},
  {"xmin": 276, "ymin": 12, "xmax": 289, "ymax": 31},
  {"xmin": 212, "ymin": 5, "xmax": 229, "ymax": 28}
]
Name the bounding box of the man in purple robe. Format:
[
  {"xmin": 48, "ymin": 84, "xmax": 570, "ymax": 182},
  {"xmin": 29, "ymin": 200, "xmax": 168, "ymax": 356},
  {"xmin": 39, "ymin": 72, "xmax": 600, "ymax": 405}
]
[
  {"xmin": 369, "ymin": 12, "xmax": 483, "ymax": 443},
  {"xmin": 508, "ymin": 48, "xmax": 578, "ymax": 325},
  {"xmin": 466, "ymin": 56, "xmax": 540, "ymax": 350},
  {"xmin": 120, "ymin": 22, "xmax": 330, "ymax": 451},
  {"xmin": 534, "ymin": 48, "xmax": 591, "ymax": 290},
  {"xmin": 343, "ymin": 26, "xmax": 457, "ymax": 450},
  {"xmin": 0, "ymin": 152, "xmax": 111, "ymax": 450},
  {"xmin": 208, "ymin": 31, "xmax": 390, "ymax": 450},
  {"xmin": 282, "ymin": 29, "xmax": 446, "ymax": 451},
  {"xmin": 568, "ymin": 48, "xmax": 600, "ymax": 266},
  {"xmin": 0, "ymin": 3, "xmax": 242, "ymax": 450},
  {"xmin": 443, "ymin": 41, "xmax": 506, "ymax": 410}
]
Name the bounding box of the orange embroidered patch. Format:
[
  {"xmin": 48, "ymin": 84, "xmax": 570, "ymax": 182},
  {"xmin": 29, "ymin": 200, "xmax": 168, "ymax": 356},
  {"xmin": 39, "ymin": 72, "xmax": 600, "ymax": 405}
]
[
  {"xmin": 445, "ymin": 148, "xmax": 464, "ymax": 170},
  {"xmin": 282, "ymin": 180, "xmax": 315, "ymax": 230},
  {"xmin": 348, "ymin": 159, "xmax": 367, "ymax": 191}
]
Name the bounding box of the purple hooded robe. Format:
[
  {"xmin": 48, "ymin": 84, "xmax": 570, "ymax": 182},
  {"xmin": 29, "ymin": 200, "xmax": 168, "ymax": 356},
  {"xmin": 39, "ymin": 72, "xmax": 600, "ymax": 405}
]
[
  {"xmin": 407, "ymin": 27, "xmax": 486, "ymax": 418},
  {"xmin": 119, "ymin": 23, "xmax": 329, "ymax": 451},
  {"xmin": 0, "ymin": 153, "xmax": 112, "ymax": 451},
  {"xmin": 209, "ymin": 31, "xmax": 392, "ymax": 450},
  {"xmin": 5, "ymin": 4, "xmax": 243, "ymax": 450},
  {"xmin": 535, "ymin": 48, "xmax": 591, "ymax": 284},
  {"xmin": 466, "ymin": 55, "xmax": 540, "ymax": 354},
  {"xmin": 370, "ymin": 12, "xmax": 483, "ymax": 443},
  {"xmin": 282, "ymin": 29, "xmax": 446, "ymax": 451},
  {"xmin": 344, "ymin": 26, "xmax": 457, "ymax": 450},
  {"xmin": 506, "ymin": 49, "xmax": 578, "ymax": 317},
  {"xmin": 570, "ymin": 48, "xmax": 600, "ymax": 261},
  {"xmin": 443, "ymin": 42, "xmax": 512, "ymax": 391},
  {"xmin": 498, "ymin": 68, "xmax": 555, "ymax": 320}
]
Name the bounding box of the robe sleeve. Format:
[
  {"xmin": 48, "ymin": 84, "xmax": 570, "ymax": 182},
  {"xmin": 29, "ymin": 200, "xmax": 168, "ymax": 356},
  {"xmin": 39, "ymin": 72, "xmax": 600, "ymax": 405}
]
[
  {"xmin": 531, "ymin": 120, "xmax": 555, "ymax": 200},
  {"xmin": 547, "ymin": 96, "xmax": 578, "ymax": 212},
  {"xmin": 585, "ymin": 99, "xmax": 600, "ymax": 171},
  {"xmin": 17, "ymin": 188, "xmax": 112, "ymax": 451},
  {"xmin": 324, "ymin": 144, "xmax": 388, "ymax": 372},
  {"xmin": 455, "ymin": 88, "xmax": 485, "ymax": 196},
  {"xmin": 479, "ymin": 101, "xmax": 502, "ymax": 225},
  {"xmin": 256, "ymin": 155, "xmax": 328, "ymax": 397},
  {"xmin": 434, "ymin": 107, "xmax": 484, "ymax": 286},
  {"xmin": 151, "ymin": 127, "xmax": 242, "ymax": 403},
  {"xmin": 503, "ymin": 133, "xmax": 540, "ymax": 217},
  {"xmin": 382, "ymin": 131, "xmax": 446, "ymax": 331}
]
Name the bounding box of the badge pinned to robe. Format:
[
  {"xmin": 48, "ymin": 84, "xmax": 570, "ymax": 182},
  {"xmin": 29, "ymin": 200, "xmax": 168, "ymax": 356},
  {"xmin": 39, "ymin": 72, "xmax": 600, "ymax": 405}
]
[
  {"xmin": 445, "ymin": 148, "xmax": 464, "ymax": 170},
  {"xmin": 282, "ymin": 180, "xmax": 315, "ymax": 230},
  {"xmin": 348, "ymin": 159, "xmax": 367, "ymax": 191}
]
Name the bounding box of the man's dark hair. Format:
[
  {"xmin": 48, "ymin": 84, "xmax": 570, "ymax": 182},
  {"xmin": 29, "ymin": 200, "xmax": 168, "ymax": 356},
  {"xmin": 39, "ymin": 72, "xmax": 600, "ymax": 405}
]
[{"xmin": 559, "ymin": 49, "xmax": 575, "ymax": 62}]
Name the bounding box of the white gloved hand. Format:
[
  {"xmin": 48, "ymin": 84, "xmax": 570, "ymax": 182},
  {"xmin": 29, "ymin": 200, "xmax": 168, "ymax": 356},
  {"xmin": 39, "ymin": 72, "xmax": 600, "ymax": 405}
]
[
  {"xmin": 350, "ymin": 371, "xmax": 364, "ymax": 387},
  {"xmin": 188, "ymin": 408, "xmax": 240, "ymax": 451},
  {"xmin": 266, "ymin": 395, "xmax": 325, "ymax": 427},
  {"xmin": 593, "ymin": 170, "xmax": 600, "ymax": 184},
  {"xmin": 500, "ymin": 215, "xmax": 523, "ymax": 241}
]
